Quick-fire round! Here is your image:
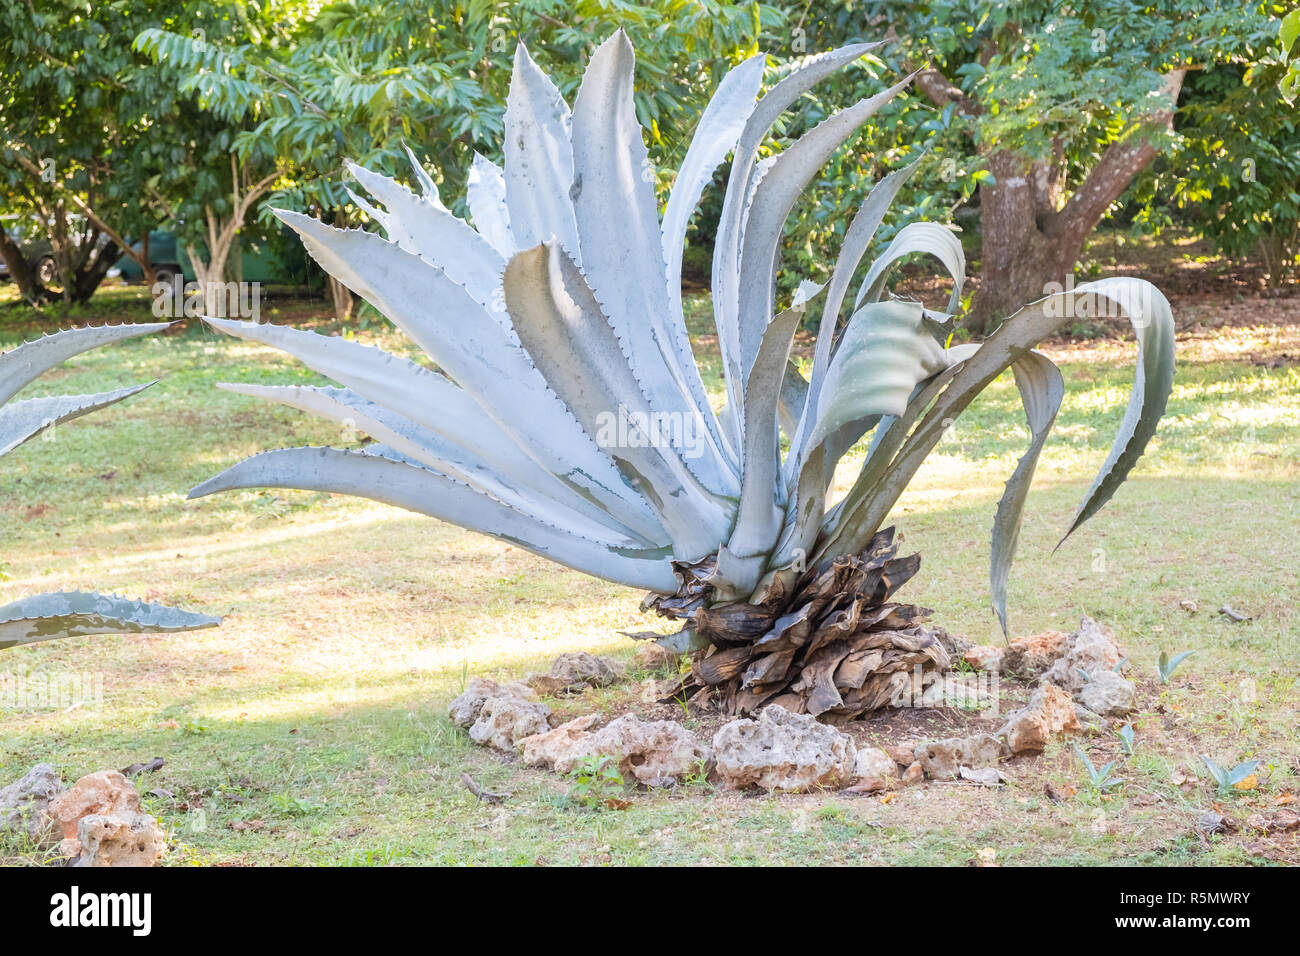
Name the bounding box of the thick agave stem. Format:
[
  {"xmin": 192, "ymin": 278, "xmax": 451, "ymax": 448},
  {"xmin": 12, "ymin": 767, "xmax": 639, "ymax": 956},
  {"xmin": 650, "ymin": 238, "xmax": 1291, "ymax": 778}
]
[{"xmin": 646, "ymin": 527, "xmax": 950, "ymax": 720}]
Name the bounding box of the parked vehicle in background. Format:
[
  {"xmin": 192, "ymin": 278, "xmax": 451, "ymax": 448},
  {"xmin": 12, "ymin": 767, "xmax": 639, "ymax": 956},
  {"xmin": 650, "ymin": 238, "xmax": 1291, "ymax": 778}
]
[
  {"xmin": 111, "ymin": 228, "xmax": 315, "ymax": 286},
  {"xmin": 0, "ymin": 215, "xmax": 58, "ymax": 286}
]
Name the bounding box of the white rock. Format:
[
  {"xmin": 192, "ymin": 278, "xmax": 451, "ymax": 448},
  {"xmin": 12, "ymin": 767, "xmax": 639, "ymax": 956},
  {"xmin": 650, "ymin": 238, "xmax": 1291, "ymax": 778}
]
[
  {"xmin": 712, "ymin": 705, "xmax": 857, "ymax": 792},
  {"xmin": 519, "ymin": 714, "xmax": 709, "ymax": 787},
  {"xmin": 854, "ymin": 746, "xmax": 899, "ymax": 781},
  {"xmin": 0, "ymin": 763, "xmax": 63, "ymax": 843},
  {"xmin": 1078, "ymin": 669, "xmax": 1135, "ymax": 717},
  {"xmin": 447, "ymin": 677, "xmax": 551, "ymax": 752}
]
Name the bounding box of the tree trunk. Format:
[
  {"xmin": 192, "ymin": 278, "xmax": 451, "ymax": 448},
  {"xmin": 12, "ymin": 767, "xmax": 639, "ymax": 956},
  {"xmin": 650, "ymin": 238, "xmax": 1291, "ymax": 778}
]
[
  {"xmin": 933, "ymin": 70, "xmax": 1187, "ymax": 331},
  {"xmin": 327, "ymin": 274, "xmax": 357, "ymax": 322},
  {"xmin": 969, "ymin": 151, "xmax": 1069, "ymax": 327},
  {"xmin": 0, "ymin": 226, "xmax": 47, "ymax": 305}
]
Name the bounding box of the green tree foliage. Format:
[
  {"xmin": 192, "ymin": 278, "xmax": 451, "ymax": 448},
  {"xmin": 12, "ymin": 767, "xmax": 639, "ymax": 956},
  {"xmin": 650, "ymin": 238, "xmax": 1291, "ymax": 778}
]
[
  {"xmin": 0, "ymin": 0, "xmax": 164, "ymax": 302},
  {"xmin": 788, "ymin": 1, "xmax": 1286, "ymax": 325},
  {"xmin": 1169, "ymin": 65, "xmax": 1300, "ymax": 284},
  {"xmin": 136, "ymin": 1, "xmax": 781, "ymax": 315}
]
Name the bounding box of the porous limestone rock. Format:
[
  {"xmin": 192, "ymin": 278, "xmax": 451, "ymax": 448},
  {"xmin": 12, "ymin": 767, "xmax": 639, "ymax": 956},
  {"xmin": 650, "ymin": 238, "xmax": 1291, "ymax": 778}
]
[
  {"xmin": 962, "ymin": 645, "xmax": 1004, "ymax": 671},
  {"xmin": 1078, "ymin": 669, "xmax": 1135, "ymax": 717},
  {"xmin": 447, "ymin": 677, "xmax": 552, "ymax": 751},
  {"xmin": 712, "ymin": 705, "xmax": 857, "ymax": 792},
  {"xmin": 69, "ymin": 812, "xmax": 166, "ymax": 867},
  {"xmin": 998, "ymin": 683, "xmax": 1081, "ymax": 754},
  {"xmin": 913, "ymin": 733, "xmax": 1002, "ymax": 778},
  {"xmin": 526, "ymin": 652, "xmax": 624, "ymax": 695},
  {"xmin": 519, "ymin": 713, "xmax": 708, "ymax": 787},
  {"xmin": 0, "ymin": 763, "xmax": 63, "ymax": 843},
  {"xmin": 854, "ymin": 746, "xmax": 899, "ymax": 781},
  {"xmin": 1000, "ymin": 630, "xmax": 1066, "ymax": 679},
  {"xmin": 1041, "ymin": 618, "xmax": 1124, "ymax": 692},
  {"xmin": 49, "ymin": 770, "xmax": 164, "ymax": 867}
]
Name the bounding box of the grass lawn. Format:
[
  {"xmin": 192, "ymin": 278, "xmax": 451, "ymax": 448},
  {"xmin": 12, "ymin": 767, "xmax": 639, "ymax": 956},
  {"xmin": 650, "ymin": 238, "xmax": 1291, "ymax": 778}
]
[{"xmin": 1, "ymin": 281, "xmax": 1297, "ymax": 866}]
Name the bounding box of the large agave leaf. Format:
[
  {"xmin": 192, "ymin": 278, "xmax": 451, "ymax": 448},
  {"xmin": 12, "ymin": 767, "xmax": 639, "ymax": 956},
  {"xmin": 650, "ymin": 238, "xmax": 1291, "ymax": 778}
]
[
  {"xmin": 0, "ymin": 383, "xmax": 154, "ymax": 456},
  {"xmin": 721, "ymin": 302, "xmax": 809, "ymax": 594},
  {"xmin": 0, "ymin": 322, "xmax": 169, "ymax": 406},
  {"xmin": 788, "ymin": 344, "xmax": 978, "ymax": 569},
  {"xmin": 346, "ymin": 161, "xmax": 506, "ymax": 319},
  {"xmin": 503, "ymin": 241, "xmax": 733, "ymax": 558},
  {"xmin": 1056, "ymin": 279, "xmax": 1175, "ymax": 539},
  {"xmin": 189, "ymin": 446, "xmax": 679, "ymax": 593},
  {"xmin": 852, "ymin": 221, "xmax": 965, "ymax": 313},
  {"xmin": 199, "ymin": 317, "xmax": 649, "ymax": 544},
  {"xmin": 711, "ymin": 43, "xmax": 884, "ymax": 436},
  {"xmin": 818, "ymin": 279, "xmax": 1175, "ymax": 602},
  {"xmin": 269, "ymin": 208, "xmax": 667, "ymax": 544},
  {"xmin": 217, "ymin": 383, "xmax": 641, "ymax": 547},
  {"xmin": 0, "ymin": 592, "xmax": 220, "ymax": 650},
  {"xmin": 569, "ymin": 32, "xmax": 735, "ymax": 495},
  {"xmin": 466, "ymin": 152, "xmax": 515, "ymax": 258},
  {"xmin": 804, "ymin": 299, "xmax": 948, "ymax": 455},
  {"xmin": 990, "ymin": 351, "xmax": 1064, "ymax": 636},
  {"xmin": 503, "ymin": 43, "xmax": 581, "ymax": 259},
  {"xmin": 661, "ymin": 51, "xmax": 765, "ymax": 329},
  {"xmin": 792, "ymin": 157, "xmax": 924, "ymax": 471},
  {"xmin": 735, "ymin": 73, "xmax": 916, "ymax": 378}
]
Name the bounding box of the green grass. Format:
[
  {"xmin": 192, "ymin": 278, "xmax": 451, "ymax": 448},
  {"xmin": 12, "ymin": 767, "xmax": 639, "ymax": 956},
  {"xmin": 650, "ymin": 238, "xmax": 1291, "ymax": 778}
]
[{"xmin": 1, "ymin": 286, "xmax": 1297, "ymax": 866}]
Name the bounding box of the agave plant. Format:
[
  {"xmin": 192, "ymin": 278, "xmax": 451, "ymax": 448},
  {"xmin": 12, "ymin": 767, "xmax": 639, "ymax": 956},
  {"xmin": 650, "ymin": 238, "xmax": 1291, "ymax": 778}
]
[
  {"xmin": 192, "ymin": 34, "xmax": 1173, "ymax": 720},
  {"xmin": 0, "ymin": 324, "xmax": 220, "ymax": 649}
]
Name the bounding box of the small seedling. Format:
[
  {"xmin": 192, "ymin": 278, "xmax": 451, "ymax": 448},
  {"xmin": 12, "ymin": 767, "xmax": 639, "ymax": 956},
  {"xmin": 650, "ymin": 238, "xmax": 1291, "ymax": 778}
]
[
  {"xmin": 1116, "ymin": 723, "xmax": 1135, "ymax": 756},
  {"xmin": 1113, "ymin": 656, "xmax": 1128, "ymax": 673},
  {"xmin": 1074, "ymin": 743, "xmax": 1124, "ymax": 792},
  {"xmin": 1157, "ymin": 650, "xmax": 1194, "ymax": 683},
  {"xmin": 270, "ymin": 792, "xmax": 324, "ymax": 816},
  {"xmin": 1200, "ymin": 755, "xmax": 1259, "ymax": 794},
  {"xmin": 680, "ymin": 758, "xmax": 714, "ymax": 790},
  {"xmin": 566, "ymin": 754, "xmax": 626, "ymax": 810}
]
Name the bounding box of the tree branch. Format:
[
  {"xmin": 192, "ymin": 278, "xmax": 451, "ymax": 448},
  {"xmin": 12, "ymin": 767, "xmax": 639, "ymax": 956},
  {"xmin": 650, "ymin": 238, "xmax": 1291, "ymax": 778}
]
[{"xmin": 1043, "ymin": 69, "xmax": 1186, "ymax": 241}]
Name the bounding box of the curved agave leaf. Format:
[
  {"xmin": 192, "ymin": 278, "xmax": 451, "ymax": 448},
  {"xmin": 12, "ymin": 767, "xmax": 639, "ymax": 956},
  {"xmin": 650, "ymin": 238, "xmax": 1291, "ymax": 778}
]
[
  {"xmin": 466, "ymin": 152, "xmax": 515, "ymax": 258},
  {"xmin": 189, "ymin": 446, "xmax": 679, "ymax": 593},
  {"xmin": 735, "ymin": 73, "xmax": 917, "ymax": 377},
  {"xmin": 201, "ymin": 316, "xmax": 652, "ymax": 544},
  {"xmin": 269, "ymin": 208, "xmax": 667, "ymax": 543},
  {"xmin": 990, "ymin": 351, "xmax": 1064, "ymax": 636},
  {"xmin": 820, "ymin": 279, "xmax": 1174, "ymax": 583},
  {"xmin": 0, "ymin": 592, "xmax": 220, "ymax": 650},
  {"xmin": 794, "ymin": 344, "xmax": 978, "ymax": 569},
  {"xmin": 803, "ymin": 158, "xmax": 923, "ymax": 393},
  {"xmin": 805, "ymin": 300, "xmax": 948, "ymax": 455},
  {"xmin": 503, "ymin": 241, "xmax": 733, "ymax": 557},
  {"xmin": 570, "ymin": 33, "xmax": 735, "ymax": 494},
  {"xmin": 503, "ymin": 43, "xmax": 581, "ymax": 259},
  {"xmin": 1057, "ymin": 279, "xmax": 1175, "ymax": 540},
  {"xmin": 852, "ymin": 221, "xmax": 965, "ymax": 313},
  {"xmin": 0, "ymin": 322, "xmax": 169, "ymax": 406},
  {"xmin": 0, "ymin": 383, "xmax": 153, "ymax": 456}
]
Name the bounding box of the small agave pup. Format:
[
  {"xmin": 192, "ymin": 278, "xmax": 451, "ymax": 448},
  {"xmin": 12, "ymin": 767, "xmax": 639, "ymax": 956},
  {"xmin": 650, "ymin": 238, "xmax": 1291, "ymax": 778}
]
[
  {"xmin": 193, "ymin": 34, "xmax": 1174, "ymax": 720},
  {"xmin": 0, "ymin": 324, "xmax": 220, "ymax": 649}
]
